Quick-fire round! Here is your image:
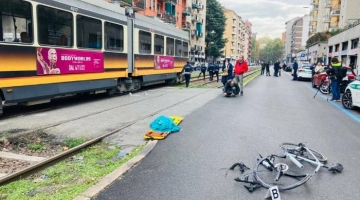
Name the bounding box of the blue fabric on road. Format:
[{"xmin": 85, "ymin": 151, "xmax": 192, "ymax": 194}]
[{"xmin": 150, "ymin": 115, "xmax": 180, "ymax": 133}]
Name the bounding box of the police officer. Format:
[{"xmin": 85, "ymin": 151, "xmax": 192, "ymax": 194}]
[
  {"xmin": 214, "ymin": 62, "xmax": 220, "ymax": 82},
  {"xmin": 198, "ymin": 63, "xmax": 207, "ymax": 81},
  {"xmin": 208, "ymin": 62, "xmax": 215, "ymax": 81},
  {"xmin": 181, "ymin": 61, "xmax": 193, "ymax": 87}
]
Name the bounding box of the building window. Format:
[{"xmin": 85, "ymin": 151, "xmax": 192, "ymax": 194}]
[
  {"xmin": 166, "ymin": 37, "xmax": 174, "ymax": 55},
  {"xmin": 154, "ymin": 34, "xmax": 164, "ymax": 55},
  {"xmin": 175, "ymin": 39, "xmax": 182, "ymax": 57},
  {"xmin": 139, "ymin": 30, "xmax": 151, "ymax": 54},
  {"xmin": 0, "ymin": 0, "xmax": 33, "ymax": 44},
  {"xmin": 335, "ymin": 44, "xmax": 340, "ymax": 52},
  {"xmin": 342, "ymin": 41, "xmax": 348, "ymax": 51},
  {"xmin": 183, "ymin": 42, "xmax": 188, "ymax": 57},
  {"xmin": 351, "ymin": 39, "xmax": 359, "ymax": 49},
  {"xmin": 77, "ymin": 15, "xmax": 102, "ymax": 49},
  {"xmin": 329, "ymin": 46, "xmax": 333, "ymax": 53}
]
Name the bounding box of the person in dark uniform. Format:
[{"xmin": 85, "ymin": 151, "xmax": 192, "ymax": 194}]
[
  {"xmin": 260, "ymin": 61, "xmax": 265, "ymax": 75},
  {"xmin": 292, "ymin": 60, "xmax": 298, "ymax": 80},
  {"xmin": 181, "ymin": 61, "xmax": 193, "ymax": 87},
  {"xmin": 274, "ymin": 60, "xmax": 280, "ymax": 77},
  {"xmin": 265, "ymin": 62, "xmax": 271, "ymax": 76},
  {"xmin": 214, "ymin": 62, "xmax": 220, "ymax": 82},
  {"xmin": 208, "ymin": 62, "xmax": 215, "ymax": 81},
  {"xmin": 198, "ymin": 63, "xmax": 207, "ymax": 81}
]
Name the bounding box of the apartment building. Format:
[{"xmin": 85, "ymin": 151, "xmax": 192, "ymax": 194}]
[
  {"xmin": 187, "ymin": 0, "xmax": 206, "ymax": 63},
  {"xmin": 310, "ymin": 0, "xmax": 360, "ymax": 34},
  {"xmin": 327, "ymin": 19, "xmax": 360, "ymax": 70},
  {"xmin": 245, "ymin": 20, "xmax": 252, "ymax": 62},
  {"xmin": 222, "ymin": 8, "xmax": 252, "ymax": 63},
  {"xmin": 291, "ymin": 18, "xmax": 304, "ymax": 53},
  {"xmin": 104, "ymin": 0, "xmax": 207, "ymax": 62},
  {"xmin": 285, "ymin": 17, "xmax": 299, "ymax": 62}
]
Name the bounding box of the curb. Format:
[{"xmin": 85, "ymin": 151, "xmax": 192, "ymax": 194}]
[
  {"xmin": 244, "ymin": 71, "xmax": 261, "ymax": 86},
  {"xmin": 73, "ymin": 140, "xmax": 158, "ymax": 200}
]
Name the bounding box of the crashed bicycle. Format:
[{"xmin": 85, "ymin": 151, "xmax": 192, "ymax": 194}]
[{"xmin": 230, "ymin": 142, "xmax": 344, "ymax": 192}]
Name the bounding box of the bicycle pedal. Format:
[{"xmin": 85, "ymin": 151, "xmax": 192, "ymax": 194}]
[
  {"xmin": 234, "ymin": 177, "xmax": 242, "ymax": 182},
  {"xmin": 244, "ymin": 184, "xmax": 262, "ymax": 193}
]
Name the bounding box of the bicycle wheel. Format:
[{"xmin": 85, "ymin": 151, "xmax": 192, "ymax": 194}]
[
  {"xmin": 254, "ymin": 156, "xmax": 312, "ymax": 191},
  {"xmin": 280, "ymin": 143, "xmax": 327, "ymax": 163}
]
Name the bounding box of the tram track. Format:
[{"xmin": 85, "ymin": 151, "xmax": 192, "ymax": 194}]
[
  {"xmin": 0, "ymin": 88, "xmax": 214, "ymax": 185},
  {"xmin": 0, "ymin": 67, "xmax": 260, "ymax": 121},
  {"xmin": 0, "ymin": 67, "xmax": 261, "ymax": 185}
]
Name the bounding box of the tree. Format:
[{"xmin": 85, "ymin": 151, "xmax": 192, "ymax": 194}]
[
  {"xmin": 205, "ymin": 0, "xmax": 227, "ymax": 61},
  {"xmin": 257, "ymin": 37, "xmax": 284, "ymax": 63}
]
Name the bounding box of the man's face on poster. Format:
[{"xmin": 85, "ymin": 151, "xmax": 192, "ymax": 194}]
[{"xmin": 48, "ymin": 49, "xmax": 57, "ymax": 64}]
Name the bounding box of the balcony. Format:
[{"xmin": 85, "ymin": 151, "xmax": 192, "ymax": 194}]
[
  {"xmin": 324, "ymin": 0, "xmax": 331, "ymax": 7},
  {"xmin": 330, "ymin": 6, "xmax": 340, "ymax": 16},
  {"xmin": 182, "ymin": 22, "xmax": 191, "ymax": 31},
  {"xmin": 160, "ymin": 12, "xmax": 176, "ymax": 23},
  {"xmin": 191, "ymin": 14, "xmax": 198, "ymax": 22},
  {"xmin": 132, "ymin": 0, "xmax": 146, "ymax": 11},
  {"xmin": 311, "ymin": 17, "xmax": 318, "ymax": 22},
  {"xmin": 197, "ymin": 32, "xmax": 203, "ymax": 38},
  {"xmin": 166, "ymin": 0, "xmax": 177, "ymax": 5},
  {"xmin": 191, "ymin": 30, "xmax": 198, "ymax": 37},
  {"xmin": 330, "ymin": 22, "xmax": 338, "ymax": 28},
  {"xmin": 182, "ymin": 6, "xmax": 192, "ymax": 16},
  {"xmin": 232, "ymin": 31, "xmax": 236, "ymax": 35},
  {"xmin": 192, "ymin": 0, "xmax": 200, "ymax": 9},
  {"xmin": 313, "ymin": 4, "xmax": 319, "ymax": 10},
  {"xmin": 231, "ymin": 46, "xmax": 235, "ymax": 50},
  {"xmin": 232, "ymin": 24, "xmax": 236, "ymax": 27},
  {"xmin": 323, "ymin": 15, "xmax": 330, "ymax": 22}
]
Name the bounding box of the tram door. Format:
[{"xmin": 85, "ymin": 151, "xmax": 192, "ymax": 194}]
[{"xmin": 126, "ymin": 8, "xmax": 134, "ymax": 73}]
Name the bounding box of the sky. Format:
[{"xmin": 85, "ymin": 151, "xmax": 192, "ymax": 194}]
[{"xmin": 219, "ymin": 0, "xmax": 311, "ymax": 39}]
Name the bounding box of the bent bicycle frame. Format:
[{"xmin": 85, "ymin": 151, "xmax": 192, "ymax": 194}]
[{"xmin": 282, "ymin": 145, "xmax": 324, "ymax": 173}]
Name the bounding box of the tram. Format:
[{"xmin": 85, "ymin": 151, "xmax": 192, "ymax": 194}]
[{"xmin": 0, "ymin": 0, "xmax": 189, "ymax": 116}]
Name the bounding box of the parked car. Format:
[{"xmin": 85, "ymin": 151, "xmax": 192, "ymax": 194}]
[
  {"xmin": 342, "ymin": 75, "xmax": 360, "ymax": 110},
  {"xmin": 297, "ymin": 65, "xmax": 312, "ymax": 81},
  {"xmin": 284, "ymin": 64, "xmax": 293, "ymax": 72},
  {"xmin": 312, "ymin": 66, "xmax": 357, "ymax": 90}
]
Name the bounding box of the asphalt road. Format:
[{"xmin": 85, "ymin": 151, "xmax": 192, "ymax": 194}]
[{"xmin": 95, "ymin": 72, "xmax": 360, "ymax": 200}]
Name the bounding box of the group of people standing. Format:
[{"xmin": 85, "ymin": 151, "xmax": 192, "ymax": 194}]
[
  {"xmin": 221, "ymin": 56, "xmax": 248, "ymax": 97},
  {"xmin": 181, "ymin": 56, "xmax": 249, "ymax": 97},
  {"xmin": 260, "ymin": 61, "xmax": 286, "ymax": 77}
]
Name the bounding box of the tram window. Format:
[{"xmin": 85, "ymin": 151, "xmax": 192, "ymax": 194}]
[
  {"xmin": 139, "ymin": 30, "xmax": 151, "ymax": 54},
  {"xmin": 175, "ymin": 40, "xmax": 182, "ymax": 57},
  {"xmin": 154, "ymin": 34, "xmax": 164, "ymax": 55},
  {"xmin": 77, "ymin": 15, "xmax": 102, "ymax": 49},
  {"xmin": 37, "ymin": 5, "xmax": 73, "ymax": 46},
  {"xmin": 105, "ymin": 22, "xmax": 123, "ymax": 51},
  {"xmin": 0, "ymin": 0, "xmax": 32, "ymax": 43},
  {"xmin": 183, "ymin": 42, "xmax": 189, "ymax": 57},
  {"xmin": 166, "ymin": 37, "xmax": 174, "ymax": 56}
]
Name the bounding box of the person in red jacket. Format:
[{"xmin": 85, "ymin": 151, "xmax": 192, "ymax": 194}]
[{"xmin": 234, "ymin": 55, "xmax": 249, "ymax": 96}]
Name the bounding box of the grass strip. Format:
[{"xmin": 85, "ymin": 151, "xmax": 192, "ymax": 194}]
[
  {"xmin": 0, "ymin": 142, "xmax": 145, "ymax": 200},
  {"xmin": 243, "ymin": 71, "xmax": 261, "ymax": 85}
]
